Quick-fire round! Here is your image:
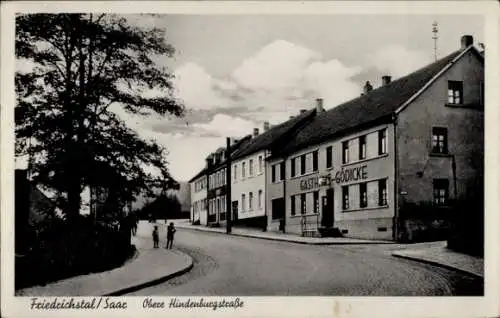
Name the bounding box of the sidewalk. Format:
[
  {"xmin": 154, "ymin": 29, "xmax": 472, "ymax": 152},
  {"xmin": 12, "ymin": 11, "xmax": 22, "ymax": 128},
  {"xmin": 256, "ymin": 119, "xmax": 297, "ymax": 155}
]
[
  {"xmin": 15, "ymin": 234, "xmax": 193, "ymax": 296},
  {"xmin": 391, "ymin": 241, "xmax": 484, "ymax": 278},
  {"xmin": 173, "ymin": 220, "xmax": 394, "ymax": 245}
]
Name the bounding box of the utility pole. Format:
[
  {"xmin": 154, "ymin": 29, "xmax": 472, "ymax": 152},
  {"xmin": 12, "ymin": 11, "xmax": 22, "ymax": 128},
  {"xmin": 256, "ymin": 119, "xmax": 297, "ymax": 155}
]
[
  {"xmin": 432, "ymin": 21, "xmax": 439, "ymax": 61},
  {"xmin": 226, "ymin": 137, "xmax": 232, "ymax": 234}
]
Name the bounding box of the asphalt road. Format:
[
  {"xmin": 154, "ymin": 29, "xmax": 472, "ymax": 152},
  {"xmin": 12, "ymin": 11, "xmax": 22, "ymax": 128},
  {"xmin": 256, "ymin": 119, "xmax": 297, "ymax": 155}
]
[{"xmin": 126, "ymin": 228, "xmax": 483, "ymax": 296}]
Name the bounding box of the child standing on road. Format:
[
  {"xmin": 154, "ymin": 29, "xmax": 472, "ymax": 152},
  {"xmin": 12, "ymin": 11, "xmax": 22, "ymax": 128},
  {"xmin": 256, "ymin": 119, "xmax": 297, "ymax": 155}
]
[
  {"xmin": 166, "ymin": 222, "xmax": 176, "ymax": 249},
  {"xmin": 152, "ymin": 225, "xmax": 159, "ymax": 248}
]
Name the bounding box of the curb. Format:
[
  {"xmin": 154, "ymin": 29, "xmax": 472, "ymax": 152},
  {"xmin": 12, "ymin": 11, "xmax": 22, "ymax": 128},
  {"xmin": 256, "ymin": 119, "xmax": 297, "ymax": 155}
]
[
  {"xmin": 391, "ymin": 253, "xmax": 483, "ymax": 279},
  {"xmin": 102, "ymin": 253, "xmax": 194, "ymax": 296},
  {"xmin": 178, "ymin": 225, "xmax": 394, "ymax": 245}
]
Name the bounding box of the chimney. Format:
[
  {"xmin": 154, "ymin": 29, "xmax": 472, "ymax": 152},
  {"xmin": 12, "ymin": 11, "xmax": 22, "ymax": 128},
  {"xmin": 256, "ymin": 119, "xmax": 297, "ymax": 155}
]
[
  {"xmin": 263, "ymin": 121, "xmax": 270, "ymax": 132},
  {"xmin": 205, "ymin": 155, "xmax": 213, "ymax": 168},
  {"xmin": 461, "ymin": 35, "xmax": 473, "ymax": 49},
  {"xmin": 315, "ymin": 98, "xmax": 324, "ymax": 113},
  {"xmin": 363, "ymin": 81, "xmax": 373, "ymax": 94},
  {"xmin": 382, "ymin": 75, "xmax": 391, "ymax": 86},
  {"xmin": 253, "ymin": 128, "xmax": 259, "ymax": 137},
  {"xmin": 299, "ymin": 109, "xmax": 307, "ymax": 114}
]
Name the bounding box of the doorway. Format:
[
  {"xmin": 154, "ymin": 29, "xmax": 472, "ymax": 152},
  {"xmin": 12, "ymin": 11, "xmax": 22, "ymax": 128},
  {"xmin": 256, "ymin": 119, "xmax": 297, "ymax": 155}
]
[{"xmin": 321, "ymin": 188, "xmax": 334, "ymax": 228}]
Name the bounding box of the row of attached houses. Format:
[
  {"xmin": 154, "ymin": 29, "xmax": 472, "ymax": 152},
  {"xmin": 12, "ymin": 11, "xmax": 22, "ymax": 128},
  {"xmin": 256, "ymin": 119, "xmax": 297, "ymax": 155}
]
[{"xmin": 189, "ymin": 35, "xmax": 484, "ymax": 241}]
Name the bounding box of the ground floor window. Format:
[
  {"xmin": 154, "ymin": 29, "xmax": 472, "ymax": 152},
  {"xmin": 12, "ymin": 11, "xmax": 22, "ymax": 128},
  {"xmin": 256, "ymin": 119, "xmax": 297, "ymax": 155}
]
[
  {"xmin": 313, "ymin": 191, "xmax": 319, "ymax": 214},
  {"xmin": 300, "ymin": 193, "xmax": 306, "ymax": 214},
  {"xmin": 359, "ymin": 183, "xmax": 368, "ymax": 208},
  {"xmin": 290, "ymin": 196, "xmax": 296, "ymax": 216},
  {"xmin": 433, "ymin": 179, "xmax": 449, "ymax": 205},
  {"xmin": 378, "ymin": 179, "xmax": 387, "ymax": 206},
  {"xmin": 342, "ymin": 186, "xmax": 349, "ymax": 210}
]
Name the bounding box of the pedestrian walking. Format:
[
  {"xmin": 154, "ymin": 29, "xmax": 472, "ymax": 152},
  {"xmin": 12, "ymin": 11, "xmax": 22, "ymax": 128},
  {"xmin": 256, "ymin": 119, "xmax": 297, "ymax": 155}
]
[
  {"xmin": 166, "ymin": 222, "xmax": 176, "ymax": 249},
  {"xmin": 152, "ymin": 225, "xmax": 159, "ymax": 248}
]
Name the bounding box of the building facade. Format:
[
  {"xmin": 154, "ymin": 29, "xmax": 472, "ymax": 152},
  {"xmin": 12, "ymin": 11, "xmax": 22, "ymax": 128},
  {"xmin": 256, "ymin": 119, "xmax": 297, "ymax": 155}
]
[
  {"xmin": 267, "ymin": 35, "xmax": 484, "ymax": 241},
  {"xmin": 189, "ymin": 169, "xmax": 207, "ymax": 225}
]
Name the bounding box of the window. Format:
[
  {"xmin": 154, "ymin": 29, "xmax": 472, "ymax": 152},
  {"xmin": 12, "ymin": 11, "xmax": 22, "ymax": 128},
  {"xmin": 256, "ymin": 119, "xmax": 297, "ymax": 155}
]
[
  {"xmin": 258, "ymin": 190, "xmax": 263, "ymax": 208},
  {"xmin": 290, "ymin": 158, "xmax": 296, "ymax": 177},
  {"xmin": 272, "ymin": 164, "xmax": 277, "ymax": 183},
  {"xmin": 359, "ymin": 183, "xmax": 368, "ymax": 208},
  {"xmin": 359, "ymin": 135, "xmax": 366, "ymax": 160},
  {"xmin": 433, "ymin": 179, "xmax": 449, "ymax": 205},
  {"xmin": 300, "ymin": 193, "xmax": 306, "ymax": 214},
  {"xmin": 342, "ymin": 186, "xmax": 349, "ymax": 210},
  {"xmin": 448, "ymin": 81, "xmax": 463, "ymax": 104},
  {"xmin": 216, "ymin": 197, "xmax": 221, "ymax": 213},
  {"xmin": 242, "ymin": 162, "xmax": 246, "ymax": 178},
  {"xmin": 258, "ymin": 155, "xmax": 263, "ymax": 173},
  {"xmin": 313, "ymin": 191, "xmax": 319, "ymax": 214},
  {"xmin": 234, "ymin": 164, "xmax": 237, "ymax": 180},
  {"xmin": 378, "ymin": 129, "xmax": 387, "ymax": 155},
  {"xmin": 300, "ymin": 154, "xmax": 306, "ymax": 175},
  {"xmin": 272, "ymin": 198, "xmax": 285, "ymax": 220},
  {"xmin": 326, "ymin": 146, "xmax": 333, "ymax": 168},
  {"xmin": 378, "ymin": 179, "xmax": 388, "ymax": 206},
  {"xmin": 249, "ymin": 159, "xmax": 254, "ymax": 176},
  {"xmin": 312, "ymin": 150, "xmax": 318, "ymax": 171},
  {"xmin": 291, "ymin": 195, "xmax": 296, "ymax": 216},
  {"xmin": 249, "ymin": 192, "xmax": 253, "ymax": 210},
  {"xmin": 241, "ymin": 194, "xmax": 246, "ymax": 211},
  {"xmin": 279, "ymin": 162, "xmax": 285, "ymax": 181},
  {"xmin": 432, "ymin": 127, "xmax": 448, "ymax": 154},
  {"xmin": 342, "ymin": 141, "xmax": 349, "ymax": 164}
]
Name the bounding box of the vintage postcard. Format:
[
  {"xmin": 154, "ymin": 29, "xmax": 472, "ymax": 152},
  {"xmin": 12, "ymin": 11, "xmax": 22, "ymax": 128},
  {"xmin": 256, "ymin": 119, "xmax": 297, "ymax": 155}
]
[{"xmin": 1, "ymin": 1, "xmax": 499, "ymax": 317}]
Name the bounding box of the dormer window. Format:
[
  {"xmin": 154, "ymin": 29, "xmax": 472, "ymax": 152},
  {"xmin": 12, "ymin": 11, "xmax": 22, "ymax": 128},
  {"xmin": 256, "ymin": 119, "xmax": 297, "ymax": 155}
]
[{"xmin": 448, "ymin": 81, "xmax": 463, "ymax": 104}]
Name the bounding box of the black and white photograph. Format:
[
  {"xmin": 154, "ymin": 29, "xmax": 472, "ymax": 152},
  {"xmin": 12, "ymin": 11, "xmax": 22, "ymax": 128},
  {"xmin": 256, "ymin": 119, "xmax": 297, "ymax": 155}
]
[{"xmin": 1, "ymin": 1, "xmax": 499, "ymax": 317}]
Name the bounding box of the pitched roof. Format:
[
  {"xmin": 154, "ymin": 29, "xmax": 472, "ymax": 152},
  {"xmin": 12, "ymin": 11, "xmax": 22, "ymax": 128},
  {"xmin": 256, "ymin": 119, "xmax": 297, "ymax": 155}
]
[
  {"xmin": 231, "ymin": 109, "xmax": 317, "ymax": 161},
  {"xmin": 188, "ymin": 135, "xmax": 253, "ymax": 182},
  {"xmin": 274, "ymin": 47, "xmax": 472, "ymax": 157}
]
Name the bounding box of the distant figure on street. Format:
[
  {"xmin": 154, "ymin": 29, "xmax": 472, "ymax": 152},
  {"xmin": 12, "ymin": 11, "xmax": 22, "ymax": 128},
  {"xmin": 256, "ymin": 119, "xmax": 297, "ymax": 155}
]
[
  {"xmin": 132, "ymin": 213, "xmax": 138, "ymax": 236},
  {"xmin": 152, "ymin": 225, "xmax": 159, "ymax": 248},
  {"xmin": 166, "ymin": 222, "xmax": 176, "ymax": 249}
]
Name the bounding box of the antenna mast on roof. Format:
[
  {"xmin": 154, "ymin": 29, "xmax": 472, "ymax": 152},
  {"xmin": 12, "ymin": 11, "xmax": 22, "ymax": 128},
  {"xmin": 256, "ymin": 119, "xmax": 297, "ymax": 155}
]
[{"xmin": 432, "ymin": 21, "xmax": 439, "ymax": 61}]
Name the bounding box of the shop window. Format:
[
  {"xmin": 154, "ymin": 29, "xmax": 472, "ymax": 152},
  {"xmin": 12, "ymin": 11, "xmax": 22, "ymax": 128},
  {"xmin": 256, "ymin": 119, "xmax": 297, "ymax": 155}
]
[
  {"xmin": 313, "ymin": 191, "xmax": 319, "ymax": 214},
  {"xmin": 291, "ymin": 195, "xmax": 296, "ymax": 216},
  {"xmin": 433, "ymin": 179, "xmax": 449, "ymax": 206},
  {"xmin": 342, "ymin": 186, "xmax": 349, "ymax": 210},
  {"xmin": 312, "ymin": 150, "xmax": 318, "ymax": 172},
  {"xmin": 300, "ymin": 154, "xmax": 306, "ymax": 175},
  {"xmin": 300, "ymin": 193, "xmax": 306, "ymax": 214},
  {"xmin": 290, "ymin": 158, "xmax": 296, "ymax": 177},
  {"xmin": 448, "ymin": 81, "xmax": 463, "ymax": 104},
  {"xmin": 432, "ymin": 127, "xmax": 448, "ymax": 154},
  {"xmin": 359, "ymin": 183, "xmax": 368, "ymax": 208},
  {"xmin": 378, "ymin": 129, "xmax": 387, "ymax": 155},
  {"xmin": 326, "ymin": 146, "xmax": 333, "ymax": 168},
  {"xmin": 342, "ymin": 141, "xmax": 349, "ymax": 164},
  {"xmin": 378, "ymin": 179, "xmax": 388, "ymax": 206},
  {"xmin": 359, "ymin": 135, "xmax": 366, "ymax": 160}
]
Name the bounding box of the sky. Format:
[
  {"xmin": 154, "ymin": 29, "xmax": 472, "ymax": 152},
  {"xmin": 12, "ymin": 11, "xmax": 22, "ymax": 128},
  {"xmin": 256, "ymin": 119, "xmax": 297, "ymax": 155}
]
[{"xmin": 16, "ymin": 14, "xmax": 485, "ymax": 183}]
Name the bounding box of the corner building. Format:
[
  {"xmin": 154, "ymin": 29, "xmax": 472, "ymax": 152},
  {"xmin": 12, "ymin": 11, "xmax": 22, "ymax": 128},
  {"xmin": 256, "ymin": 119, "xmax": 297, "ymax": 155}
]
[{"xmin": 267, "ymin": 35, "xmax": 484, "ymax": 241}]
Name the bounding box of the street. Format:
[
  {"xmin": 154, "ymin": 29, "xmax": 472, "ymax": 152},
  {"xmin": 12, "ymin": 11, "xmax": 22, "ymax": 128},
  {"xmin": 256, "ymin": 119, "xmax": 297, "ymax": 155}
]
[{"xmin": 126, "ymin": 228, "xmax": 483, "ymax": 296}]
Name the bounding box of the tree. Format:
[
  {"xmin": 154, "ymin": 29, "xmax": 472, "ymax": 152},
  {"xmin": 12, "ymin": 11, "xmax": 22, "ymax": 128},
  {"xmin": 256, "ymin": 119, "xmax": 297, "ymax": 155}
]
[{"xmin": 15, "ymin": 14, "xmax": 184, "ymax": 218}]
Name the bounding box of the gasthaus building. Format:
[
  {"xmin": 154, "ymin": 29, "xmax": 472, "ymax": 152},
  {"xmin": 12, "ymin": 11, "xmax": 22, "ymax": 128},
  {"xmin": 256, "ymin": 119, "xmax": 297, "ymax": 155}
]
[{"xmin": 266, "ymin": 35, "xmax": 484, "ymax": 241}]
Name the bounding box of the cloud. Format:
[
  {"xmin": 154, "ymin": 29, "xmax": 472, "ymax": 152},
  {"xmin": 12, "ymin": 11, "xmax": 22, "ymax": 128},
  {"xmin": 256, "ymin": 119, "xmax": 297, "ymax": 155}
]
[
  {"xmin": 369, "ymin": 44, "xmax": 431, "ymax": 78},
  {"xmin": 192, "ymin": 113, "xmax": 257, "ymax": 138},
  {"xmin": 173, "ymin": 62, "xmax": 232, "ymax": 110}
]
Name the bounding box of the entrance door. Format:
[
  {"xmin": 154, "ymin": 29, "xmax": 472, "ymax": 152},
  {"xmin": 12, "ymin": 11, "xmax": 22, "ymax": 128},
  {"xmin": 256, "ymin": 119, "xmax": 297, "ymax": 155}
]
[
  {"xmin": 321, "ymin": 188, "xmax": 334, "ymax": 227},
  {"xmin": 232, "ymin": 201, "xmax": 239, "ymax": 221}
]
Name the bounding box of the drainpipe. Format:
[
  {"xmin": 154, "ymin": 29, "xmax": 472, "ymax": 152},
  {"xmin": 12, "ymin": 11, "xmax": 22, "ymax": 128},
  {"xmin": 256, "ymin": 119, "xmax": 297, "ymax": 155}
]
[
  {"xmin": 392, "ymin": 114, "xmax": 400, "ymax": 241},
  {"xmin": 226, "ymin": 137, "xmax": 232, "ymax": 234},
  {"xmin": 263, "ymin": 151, "xmax": 268, "ymax": 232},
  {"xmin": 451, "ymin": 154, "xmax": 458, "ymax": 200}
]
